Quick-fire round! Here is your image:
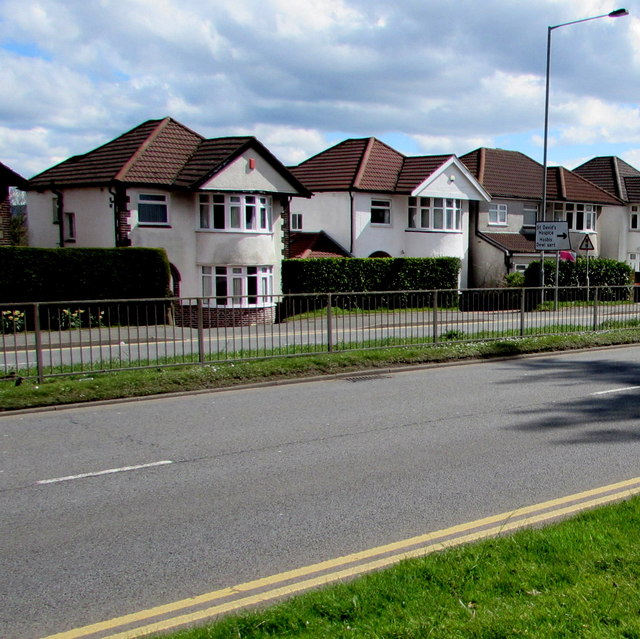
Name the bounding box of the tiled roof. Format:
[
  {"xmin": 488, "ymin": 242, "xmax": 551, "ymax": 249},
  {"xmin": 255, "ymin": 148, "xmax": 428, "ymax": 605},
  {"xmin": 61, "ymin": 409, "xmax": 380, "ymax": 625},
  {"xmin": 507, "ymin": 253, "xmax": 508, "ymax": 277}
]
[
  {"xmin": 546, "ymin": 167, "xmax": 622, "ymax": 206},
  {"xmin": 29, "ymin": 118, "xmax": 202, "ymax": 188},
  {"xmin": 28, "ymin": 118, "xmax": 311, "ymax": 196},
  {"xmin": 291, "ymin": 138, "xmax": 455, "ymax": 194},
  {"xmin": 483, "ymin": 232, "xmax": 536, "ymax": 253},
  {"xmin": 460, "ymin": 148, "xmax": 543, "ymax": 199},
  {"xmin": 0, "ymin": 161, "xmax": 27, "ymax": 187},
  {"xmin": 573, "ymin": 156, "xmax": 640, "ymax": 202},
  {"xmin": 396, "ymin": 155, "xmax": 453, "ymax": 192},
  {"xmin": 288, "ymin": 231, "xmax": 352, "ymax": 258},
  {"xmin": 624, "ymin": 176, "xmax": 640, "ymax": 202}
]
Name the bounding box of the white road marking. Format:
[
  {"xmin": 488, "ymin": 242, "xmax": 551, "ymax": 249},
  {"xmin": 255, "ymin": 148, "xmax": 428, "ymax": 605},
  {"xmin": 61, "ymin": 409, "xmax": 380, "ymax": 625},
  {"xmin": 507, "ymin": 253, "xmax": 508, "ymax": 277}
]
[
  {"xmin": 37, "ymin": 460, "xmax": 173, "ymax": 485},
  {"xmin": 592, "ymin": 386, "xmax": 640, "ymax": 396}
]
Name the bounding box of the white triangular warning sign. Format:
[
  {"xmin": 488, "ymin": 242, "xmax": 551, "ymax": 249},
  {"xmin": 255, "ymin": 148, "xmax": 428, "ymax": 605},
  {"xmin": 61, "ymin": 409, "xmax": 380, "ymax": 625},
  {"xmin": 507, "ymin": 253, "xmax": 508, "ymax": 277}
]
[{"xmin": 579, "ymin": 234, "xmax": 594, "ymax": 251}]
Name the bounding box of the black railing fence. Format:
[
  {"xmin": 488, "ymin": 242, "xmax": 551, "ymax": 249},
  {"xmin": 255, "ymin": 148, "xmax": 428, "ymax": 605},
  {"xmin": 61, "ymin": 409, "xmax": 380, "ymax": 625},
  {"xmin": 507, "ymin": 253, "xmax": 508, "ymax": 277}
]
[{"xmin": 2, "ymin": 285, "xmax": 639, "ymax": 381}]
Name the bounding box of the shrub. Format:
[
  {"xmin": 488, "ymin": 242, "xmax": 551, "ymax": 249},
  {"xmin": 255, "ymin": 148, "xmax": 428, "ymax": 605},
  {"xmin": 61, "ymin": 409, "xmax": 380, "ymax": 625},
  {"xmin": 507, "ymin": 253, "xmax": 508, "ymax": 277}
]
[{"xmin": 0, "ymin": 247, "xmax": 171, "ymax": 303}]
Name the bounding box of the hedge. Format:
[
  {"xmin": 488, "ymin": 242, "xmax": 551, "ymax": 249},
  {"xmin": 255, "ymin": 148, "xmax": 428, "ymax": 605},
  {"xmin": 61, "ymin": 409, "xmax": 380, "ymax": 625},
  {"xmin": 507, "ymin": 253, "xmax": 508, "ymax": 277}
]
[
  {"xmin": 524, "ymin": 257, "xmax": 633, "ymax": 288},
  {"xmin": 0, "ymin": 247, "xmax": 171, "ymax": 303},
  {"xmin": 282, "ymin": 257, "xmax": 461, "ymax": 294}
]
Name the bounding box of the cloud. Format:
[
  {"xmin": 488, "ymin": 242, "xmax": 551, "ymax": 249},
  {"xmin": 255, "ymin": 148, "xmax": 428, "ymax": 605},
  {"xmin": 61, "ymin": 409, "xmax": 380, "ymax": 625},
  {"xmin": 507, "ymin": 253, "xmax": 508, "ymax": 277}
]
[{"xmin": 1, "ymin": 0, "xmax": 639, "ymax": 176}]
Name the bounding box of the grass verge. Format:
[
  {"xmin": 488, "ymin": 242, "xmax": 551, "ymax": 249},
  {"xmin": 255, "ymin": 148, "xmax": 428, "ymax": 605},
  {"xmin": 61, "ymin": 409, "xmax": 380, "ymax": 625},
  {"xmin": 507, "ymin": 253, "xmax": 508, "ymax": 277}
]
[
  {"xmin": 2, "ymin": 329, "xmax": 640, "ymax": 412},
  {"xmin": 169, "ymin": 496, "xmax": 640, "ymax": 638}
]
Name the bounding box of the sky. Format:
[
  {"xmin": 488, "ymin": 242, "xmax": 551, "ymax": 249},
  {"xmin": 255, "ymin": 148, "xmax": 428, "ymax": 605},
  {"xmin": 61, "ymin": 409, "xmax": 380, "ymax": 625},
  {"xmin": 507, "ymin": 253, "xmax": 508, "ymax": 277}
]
[{"xmin": 2, "ymin": 0, "xmax": 640, "ymax": 179}]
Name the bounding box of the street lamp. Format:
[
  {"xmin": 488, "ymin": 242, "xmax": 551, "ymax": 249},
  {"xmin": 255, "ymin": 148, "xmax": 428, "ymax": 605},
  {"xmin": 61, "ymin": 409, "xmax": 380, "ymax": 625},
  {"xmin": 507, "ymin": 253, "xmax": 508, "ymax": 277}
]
[{"xmin": 541, "ymin": 8, "xmax": 629, "ymax": 224}]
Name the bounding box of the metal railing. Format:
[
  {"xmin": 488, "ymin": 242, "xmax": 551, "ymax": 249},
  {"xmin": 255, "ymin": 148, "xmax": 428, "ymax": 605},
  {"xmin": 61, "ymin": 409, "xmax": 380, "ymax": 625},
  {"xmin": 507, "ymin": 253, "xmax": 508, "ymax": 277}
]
[{"xmin": 2, "ymin": 285, "xmax": 639, "ymax": 381}]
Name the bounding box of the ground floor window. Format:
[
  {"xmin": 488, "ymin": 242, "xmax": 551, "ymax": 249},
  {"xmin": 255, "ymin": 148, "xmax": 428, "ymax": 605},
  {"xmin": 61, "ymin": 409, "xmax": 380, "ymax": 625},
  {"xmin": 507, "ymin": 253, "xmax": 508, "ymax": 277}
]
[
  {"xmin": 629, "ymin": 253, "xmax": 640, "ymax": 273},
  {"xmin": 201, "ymin": 265, "xmax": 273, "ymax": 306}
]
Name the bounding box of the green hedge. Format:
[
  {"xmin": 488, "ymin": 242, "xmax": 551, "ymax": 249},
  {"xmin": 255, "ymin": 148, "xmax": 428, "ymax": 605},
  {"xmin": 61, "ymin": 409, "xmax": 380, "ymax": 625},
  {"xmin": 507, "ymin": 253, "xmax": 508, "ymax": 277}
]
[
  {"xmin": 282, "ymin": 257, "xmax": 461, "ymax": 293},
  {"xmin": 0, "ymin": 247, "xmax": 171, "ymax": 303},
  {"xmin": 524, "ymin": 257, "xmax": 633, "ymax": 288}
]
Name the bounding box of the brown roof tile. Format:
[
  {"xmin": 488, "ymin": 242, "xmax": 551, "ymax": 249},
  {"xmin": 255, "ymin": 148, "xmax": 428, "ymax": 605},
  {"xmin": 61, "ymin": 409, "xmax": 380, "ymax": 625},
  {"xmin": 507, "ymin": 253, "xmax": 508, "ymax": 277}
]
[
  {"xmin": 0, "ymin": 162, "xmax": 27, "ymax": 187},
  {"xmin": 291, "ymin": 138, "xmax": 454, "ymax": 194},
  {"xmin": 396, "ymin": 155, "xmax": 452, "ymax": 192},
  {"xmin": 573, "ymin": 156, "xmax": 640, "ymax": 202},
  {"xmin": 288, "ymin": 231, "xmax": 351, "ymax": 258},
  {"xmin": 546, "ymin": 167, "xmax": 622, "ymax": 205},
  {"xmin": 483, "ymin": 232, "xmax": 536, "ymax": 253},
  {"xmin": 460, "ymin": 148, "xmax": 543, "ymax": 199},
  {"xmin": 27, "ymin": 118, "xmax": 310, "ymax": 196},
  {"xmin": 624, "ymin": 176, "xmax": 640, "ymax": 202}
]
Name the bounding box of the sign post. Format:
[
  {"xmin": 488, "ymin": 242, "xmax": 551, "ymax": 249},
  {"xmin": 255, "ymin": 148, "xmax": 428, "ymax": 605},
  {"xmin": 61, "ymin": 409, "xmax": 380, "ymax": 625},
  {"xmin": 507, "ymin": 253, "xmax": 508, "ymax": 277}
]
[
  {"xmin": 536, "ymin": 222, "xmax": 571, "ymax": 305},
  {"xmin": 579, "ymin": 234, "xmax": 595, "ymax": 298}
]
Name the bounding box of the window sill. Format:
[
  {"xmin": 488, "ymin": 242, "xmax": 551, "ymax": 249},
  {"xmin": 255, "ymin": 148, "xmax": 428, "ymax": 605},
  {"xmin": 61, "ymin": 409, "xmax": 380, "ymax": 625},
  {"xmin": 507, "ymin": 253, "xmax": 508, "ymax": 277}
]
[
  {"xmin": 138, "ymin": 224, "xmax": 172, "ymax": 229},
  {"xmin": 196, "ymin": 229, "xmax": 273, "ymax": 234},
  {"xmin": 370, "ymin": 223, "xmax": 391, "ymax": 227},
  {"xmin": 405, "ymin": 228, "xmax": 462, "ymax": 234}
]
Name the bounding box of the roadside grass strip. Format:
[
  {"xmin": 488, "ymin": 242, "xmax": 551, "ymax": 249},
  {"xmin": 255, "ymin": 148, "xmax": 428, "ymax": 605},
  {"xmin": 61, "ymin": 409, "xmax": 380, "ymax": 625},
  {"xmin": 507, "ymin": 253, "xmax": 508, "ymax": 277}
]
[{"xmin": 41, "ymin": 476, "xmax": 640, "ymax": 639}]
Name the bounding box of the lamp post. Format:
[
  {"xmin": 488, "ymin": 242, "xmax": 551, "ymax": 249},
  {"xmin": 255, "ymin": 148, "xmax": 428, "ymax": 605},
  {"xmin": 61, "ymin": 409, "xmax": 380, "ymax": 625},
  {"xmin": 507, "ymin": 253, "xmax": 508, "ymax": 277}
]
[
  {"xmin": 539, "ymin": 8, "xmax": 629, "ymax": 295},
  {"xmin": 541, "ymin": 8, "xmax": 629, "ymax": 223}
]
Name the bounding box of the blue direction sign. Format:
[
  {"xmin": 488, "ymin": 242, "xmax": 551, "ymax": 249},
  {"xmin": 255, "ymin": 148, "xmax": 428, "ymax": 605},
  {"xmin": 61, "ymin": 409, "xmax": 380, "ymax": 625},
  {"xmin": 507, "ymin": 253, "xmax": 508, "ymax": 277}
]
[{"xmin": 535, "ymin": 221, "xmax": 571, "ymax": 251}]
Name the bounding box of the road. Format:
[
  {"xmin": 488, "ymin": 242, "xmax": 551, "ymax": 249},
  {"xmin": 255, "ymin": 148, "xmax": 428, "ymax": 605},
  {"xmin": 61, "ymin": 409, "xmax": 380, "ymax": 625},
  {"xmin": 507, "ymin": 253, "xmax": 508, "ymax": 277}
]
[{"xmin": 2, "ymin": 346, "xmax": 640, "ymax": 638}]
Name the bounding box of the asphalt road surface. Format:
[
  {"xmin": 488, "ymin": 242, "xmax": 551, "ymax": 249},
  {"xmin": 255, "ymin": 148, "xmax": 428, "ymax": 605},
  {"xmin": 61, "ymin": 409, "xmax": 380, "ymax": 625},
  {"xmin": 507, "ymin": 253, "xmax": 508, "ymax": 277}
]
[{"xmin": 2, "ymin": 345, "xmax": 640, "ymax": 638}]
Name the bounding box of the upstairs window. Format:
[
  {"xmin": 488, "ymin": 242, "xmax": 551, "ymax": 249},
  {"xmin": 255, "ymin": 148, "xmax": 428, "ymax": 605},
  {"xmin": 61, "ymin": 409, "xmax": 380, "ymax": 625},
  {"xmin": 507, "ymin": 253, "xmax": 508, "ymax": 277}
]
[
  {"xmin": 371, "ymin": 199, "xmax": 391, "ymax": 225},
  {"xmin": 291, "ymin": 213, "xmax": 303, "ymax": 231},
  {"xmin": 523, "ymin": 205, "xmax": 538, "ymax": 227},
  {"xmin": 488, "ymin": 203, "xmax": 508, "ymax": 225},
  {"xmin": 551, "ymin": 202, "xmax": 597, "ymax": 232},
  {"xmin": 138, "ymin": 194, "xmax": 168, "ymax": 225},
  {"xmin": 198, "ymin": 193, "xmax": 272, "ymax": 232},
  {"xmin": 407, "ymin": 197, "xmax": 462, "ymax": 231},
  {"xmin": 631, "ymin": 205, "xmax": 640, "ymax": 231}
]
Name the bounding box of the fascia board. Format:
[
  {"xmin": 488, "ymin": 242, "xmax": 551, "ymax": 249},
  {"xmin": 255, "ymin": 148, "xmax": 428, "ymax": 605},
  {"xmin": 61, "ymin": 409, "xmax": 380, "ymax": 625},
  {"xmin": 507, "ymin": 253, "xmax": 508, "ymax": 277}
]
[{"xmin": 411, "ymin": 157, "xmax": 491, "ymax": 201}]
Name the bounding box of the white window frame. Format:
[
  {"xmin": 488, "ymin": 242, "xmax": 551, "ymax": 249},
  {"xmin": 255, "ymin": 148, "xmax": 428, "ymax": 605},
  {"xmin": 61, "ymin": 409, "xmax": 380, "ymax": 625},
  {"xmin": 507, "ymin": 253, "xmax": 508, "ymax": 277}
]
[
  {"xmin": 371, "ymin": 199, "xmax": 391, "ymax": 225},
  {"xmin": 407, "ymin": 197, "xmax": 462, "ymax": 232},
  {"xmin": 198, "ymin": 193, "xmax": 272, "ymax": 232},
  {"xmin": 550, "ymin": 202, "xmax": 597, "ymax": 232},
  {"xmin": 64, "ymin": 212, "xmax": 76, "ymax": 241},
  {"xmin": 488, "ymin": 203, "xmax": 508, "ymax": 226},
  {"xmin": 629, "ymin": 253, "xmax": 640, "ymax": 272},
  {"xmin": 201, "ymin": 265, "xmax": 274, "ymax": 307},
  {"xmin": 514, "ymin": 263, "xmax": 528, "ymax": 274},
  {"xmin": 291, "ymin": 213, "xmax": 303, "ymax": 231},
  {"xmin": 138, "ymin": 193, "xmax": 169, "ymax": 225},
  {"xmin": 630, "ymin": 205, "xmax": 640, "ymax": 231},
  {"xmin": 523, "ymin": 205, "xmax": 538, "ymax": 228}
]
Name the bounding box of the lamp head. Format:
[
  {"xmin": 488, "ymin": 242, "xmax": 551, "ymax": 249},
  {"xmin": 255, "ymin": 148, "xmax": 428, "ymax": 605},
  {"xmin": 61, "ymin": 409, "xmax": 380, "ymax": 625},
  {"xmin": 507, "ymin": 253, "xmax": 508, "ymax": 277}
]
[{"xmin": 609, "ymin": 8, "xmax": 629, "ymax": 17}]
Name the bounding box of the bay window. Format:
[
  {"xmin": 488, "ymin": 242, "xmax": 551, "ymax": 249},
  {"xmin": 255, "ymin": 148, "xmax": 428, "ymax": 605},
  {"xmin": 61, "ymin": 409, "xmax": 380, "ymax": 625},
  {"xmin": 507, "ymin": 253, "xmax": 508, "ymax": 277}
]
[
  {"xmin": 550, "ymin": 202, "xmax": 597, "ymax": 232},
  {"xmin": 198, "ymin": 193, "xmax": 272, "ymax": 231},
  {"xmin": 407, "ymin": 197, "xmax": 462, "ymax": 231},
  {"xmin": 201, "ymin": 265, "xmax": 273, "ymax": 306}
]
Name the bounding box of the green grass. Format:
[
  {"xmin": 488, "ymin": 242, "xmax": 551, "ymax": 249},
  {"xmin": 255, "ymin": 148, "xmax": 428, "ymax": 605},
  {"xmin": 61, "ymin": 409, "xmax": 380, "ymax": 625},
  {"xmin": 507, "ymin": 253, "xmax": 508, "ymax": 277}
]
[
  {"xmin": 3, "ymin": 329, "xmax": 640, "ymax": 412},
  {"xmin": 164, "ymin": 497, "xmax": 640, "ymax": 638}
]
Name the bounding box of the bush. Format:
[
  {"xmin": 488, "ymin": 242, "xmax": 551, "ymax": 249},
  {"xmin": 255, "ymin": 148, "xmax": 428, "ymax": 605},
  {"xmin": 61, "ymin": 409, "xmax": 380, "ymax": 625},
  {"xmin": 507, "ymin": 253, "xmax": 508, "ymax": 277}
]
[
  {"xmin": 0, "ymin": 247, "xmax": 171, "ymax": 303},
  {"xmin": 524, "ymin": 257, "xmax": 633, "ymax": 289},
  {"xmin": 282, "ymin": 257, "xmax": 461, "ymax": 294}
]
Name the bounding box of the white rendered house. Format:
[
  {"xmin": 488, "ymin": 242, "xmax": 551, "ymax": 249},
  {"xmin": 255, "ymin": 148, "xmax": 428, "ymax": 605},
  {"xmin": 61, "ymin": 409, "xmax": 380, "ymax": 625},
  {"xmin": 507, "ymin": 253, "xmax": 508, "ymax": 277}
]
[
  {"xmin": 289, "ymin": 137, "xmax": 490, "ymax": 288},
  {"xmin": 27, "ymin": 117, "xmax": 310, "ymax": 325}
]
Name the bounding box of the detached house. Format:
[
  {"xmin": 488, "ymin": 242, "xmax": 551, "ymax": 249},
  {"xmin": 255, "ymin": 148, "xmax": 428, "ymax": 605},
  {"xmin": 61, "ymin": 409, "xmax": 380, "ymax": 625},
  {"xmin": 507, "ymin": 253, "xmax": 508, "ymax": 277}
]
[
  {"xmin": 289, "ymin": 138, "xmax": 490, "ymax": 287},
  {"xmin": 27, "ymin": 117, "xmax": 310, "ymax": 325},
  {"xmin": 460, "ymin": 148, "xmax": 623, "ymax": 287},
  {"xmin": 573, "ymin": 156, "xmax": 640, "ymax": 278},
  {"xmin": 1, "ymin": 161, "xmax": 27, "ymax": 246}
]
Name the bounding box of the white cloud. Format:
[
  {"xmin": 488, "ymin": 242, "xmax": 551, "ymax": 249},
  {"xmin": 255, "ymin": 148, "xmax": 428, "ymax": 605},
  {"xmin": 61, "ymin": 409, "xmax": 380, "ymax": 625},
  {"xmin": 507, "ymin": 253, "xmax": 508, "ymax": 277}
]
[{"xmin": 1, "ymin": 0, "xmax": 640, "ymax": 176}]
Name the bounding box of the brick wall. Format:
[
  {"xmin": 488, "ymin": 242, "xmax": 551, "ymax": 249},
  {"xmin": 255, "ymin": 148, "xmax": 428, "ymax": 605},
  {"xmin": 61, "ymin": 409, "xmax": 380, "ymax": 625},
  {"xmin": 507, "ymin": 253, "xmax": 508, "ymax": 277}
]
[{"xmin": 174, "ymin": 304, "xmax": 276, "ymax": 328}]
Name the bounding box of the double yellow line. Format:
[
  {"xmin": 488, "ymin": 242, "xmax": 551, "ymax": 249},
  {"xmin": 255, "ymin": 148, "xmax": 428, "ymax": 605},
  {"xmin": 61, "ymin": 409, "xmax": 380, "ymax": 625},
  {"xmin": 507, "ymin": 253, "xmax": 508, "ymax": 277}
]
[{"xmin": 43, "ymin": 476, "xmax": 640, "ymax": 639}]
